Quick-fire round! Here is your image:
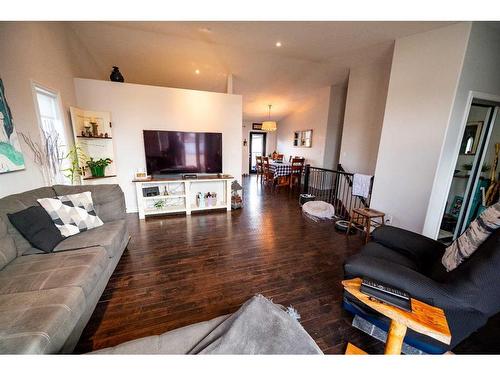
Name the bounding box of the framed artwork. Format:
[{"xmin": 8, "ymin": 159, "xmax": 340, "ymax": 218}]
[
  {"xmin": 252, "ymin": 123, "xmax": 263, "ymax": 130},
  {"xmin": 0, "ymin": 78, "xmax": 25, "ymax": 174},
  {"xmin": 460, "ymin": 121, "xmax": 483, "ymax": 155},
  {"xmin": 449, "ymin": 195, "xmax": 464, "ymax": 218},
  {"xmin": 293, "ymin": 129, "xmax": 313, "ymax": 148}
]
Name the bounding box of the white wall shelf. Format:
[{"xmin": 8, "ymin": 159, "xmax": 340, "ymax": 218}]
[
  {"xmin": 143, "ymin": 194, "xmax": 186, "ymax": 200},
  {"xmin": 69, "ymin": 106, "xmax": 117, "ymax": 185},
  {"xmin": 134, "ymin": 176, "xmax": 233, "ymax": 219}
]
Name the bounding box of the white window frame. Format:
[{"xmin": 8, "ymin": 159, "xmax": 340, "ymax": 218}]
[{"xmin": 31, "ymin": 81, "xmax": 69, "ymax": 185}]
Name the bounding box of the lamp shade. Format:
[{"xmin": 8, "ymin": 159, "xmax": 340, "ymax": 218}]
[{"xmin": 261, "ymin": 120, "xmax": 277, "ymax": 131}]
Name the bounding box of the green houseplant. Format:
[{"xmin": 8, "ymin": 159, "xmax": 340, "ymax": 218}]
[
  {"xmin": 462, "ymin": 163, "xmax": 491, "ymax": 173},
  {"xmin": 86, "ymin": 157, "xmax": 112, "ymax": 178},
  {"xmin": 62, "ymin": 145, "xmax": 87, "ymax": 184}
]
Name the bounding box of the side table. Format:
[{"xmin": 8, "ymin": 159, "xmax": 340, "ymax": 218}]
[
  {"xmin": 347, "ymin": 207, "xmax": 385, "ymax": 243},
  {"xmin": 342, "ymin": 278, "xmax": 451, "ymax": 354}
]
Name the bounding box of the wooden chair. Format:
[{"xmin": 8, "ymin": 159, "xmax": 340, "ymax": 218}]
[
  {"xmin": 289, "ymin": 157, "xmax": 305, "ymax": 190},
  {"xmin": 274, "ymin": 155, "xmax": 295, "ymax": 191},
  {"xmin": 275, "ymin": 153, "xmax": 284, "ymax": 162},
  {"xmin": 262, "ymin": 157, "xmax": 274, "ymax": 185},
  {"xmin": 255, "ymin": 155, "xmax": 264, "ymax": 182}
]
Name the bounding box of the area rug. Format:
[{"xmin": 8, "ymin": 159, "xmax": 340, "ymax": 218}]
[{"xmin": 91, "ymin": 295, "xmax": 323, "ymax": 354}]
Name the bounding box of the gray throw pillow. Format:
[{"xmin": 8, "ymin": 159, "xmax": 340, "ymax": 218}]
[
  {"xmin": 442, "ymin": 202, "xmax": 500, "ymax": 271},
  {"xmin": 37, "ymin": 191, "xmax": 104, "ymax": 237}
]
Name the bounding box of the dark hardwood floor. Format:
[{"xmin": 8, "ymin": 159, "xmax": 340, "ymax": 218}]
[
  {"xmin": 74, "ymin": 175, "xmax": 497, "ymax": 354},
  {"xmin": 75, "ymin": 175, "xmax": 383, "ymax": 353}
]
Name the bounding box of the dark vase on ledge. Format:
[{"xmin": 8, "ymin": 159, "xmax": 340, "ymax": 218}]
[{"xmin": 110, "ymin": 66, "xmax": 124, "ymax": 82}]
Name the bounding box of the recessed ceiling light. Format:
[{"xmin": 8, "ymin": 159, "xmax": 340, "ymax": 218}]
[
  {"xmin": 275, "ymin": 41, "xmax": 282, "ymax": 47},
  {"xmin": 195, "ymin": 69, "xmax": 200, "ymax": 75}
]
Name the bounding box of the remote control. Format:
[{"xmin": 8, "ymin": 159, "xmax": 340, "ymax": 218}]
[
  {"xmin": 360, "ymin": 278, "xmax": 412, "ymax": 312},
  {"xmin": 362, "ymin": 279, "xmax": 410, "ymax": 300}
]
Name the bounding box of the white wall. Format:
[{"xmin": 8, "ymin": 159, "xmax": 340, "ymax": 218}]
[
  {"xmin": 74, "ymin": 79, "xmax": 242, "ymax": 212},
  {"xmin": 241, "ymin": 122, "xmax": 277, "ymax": 175},
  {"xmin": 423, "ymin": 22, "xmax": 500, "ymax": 237},
  {"xmin": 323, "ymin": 84, "xmax": 347, "ymax": 170},
  {"xmin": 370, "ymin": 23, "xmax": 471, "ymax": 233},
  {"xmin": 276, "ymin": 86, "xmax": 331, "ymax": 167},
  {"xmin": 339, "ymin": 57, "xmax": 392, "ymax": 175},
  {"xmin": 0, "ymin": 22, "xmax": 101, "ymax": 198}
]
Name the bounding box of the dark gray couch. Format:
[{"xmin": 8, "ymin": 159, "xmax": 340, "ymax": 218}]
[
  {"xmin": 343, "ymin": 225, "xmax": 500, "ymax": 353},
  {"xmin": 0, "ymin": 184, "xmax": 129, "ymax": 354}
]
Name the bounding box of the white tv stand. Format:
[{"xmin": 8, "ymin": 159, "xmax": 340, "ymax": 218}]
[{"xmin": 133, "ymin": 175, "xmax": 234, "ymax": 219}]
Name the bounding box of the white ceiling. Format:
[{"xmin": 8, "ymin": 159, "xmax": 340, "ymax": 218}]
[{"xmin": 68, "ymin": 21, "xmax": 453, "ymax": 122}]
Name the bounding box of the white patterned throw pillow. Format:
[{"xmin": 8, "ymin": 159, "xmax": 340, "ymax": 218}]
[
  {"xmin": 37, "ymin": 191, "xmax": 104, "ymax": 237},
  {"xmin": 442, "ymin": 202, "xmax": 500, "ymax": 271}
]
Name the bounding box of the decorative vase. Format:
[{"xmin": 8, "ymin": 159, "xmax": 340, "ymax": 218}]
[
  {"xmin": 91, "ymin": 122, "xmax": 98, "ymax": 137},
  {"xmin": 84, "ymin": 125, "xmax": 92, "ymax": 137},
  {"xmin": 90, "ymin": 165, "xmax": 105, "ymax": 177},
  {"xmin": 110, "ymin": 66, "xmax": 124, "ymax": 82}
]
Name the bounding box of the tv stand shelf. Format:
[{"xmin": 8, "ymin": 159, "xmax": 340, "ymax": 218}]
[{"xmin": 134, "ymin": 175, "xmax": 234, "ymax": 219}]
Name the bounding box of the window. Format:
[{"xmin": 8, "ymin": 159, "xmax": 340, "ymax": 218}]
[{"xmin": 33, "ymin": 84, "xmax": 69, "ymax": 184}]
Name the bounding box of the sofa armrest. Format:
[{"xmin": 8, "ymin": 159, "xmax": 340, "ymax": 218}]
[
  {"xmin": 371, "ymin": 226, "xmax": 445, "ymax": 264},
  {"xmin": 344, "ymin": 254, "xmax": 472, "ymax": 311}
]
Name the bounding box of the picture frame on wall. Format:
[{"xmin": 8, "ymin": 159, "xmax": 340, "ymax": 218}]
[
  {"xmin": 449, "ymin": 195, "xmax": 464, "ymax": 218},
  {"xmin": 0, "ymin": 78, "xmax": 25, "ymax": 174},
  {"xmin": 252, "ymin": 123, "xmax": 263, "ymax": 130},
  {"xmin": 293, "ymin": 129, "xmax": 313, "ymax": 148}
]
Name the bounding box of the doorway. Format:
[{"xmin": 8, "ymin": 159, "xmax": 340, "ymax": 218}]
[
  {"xmin": 438, "ymin": 99, "xmax": 500, "ymax": 244},
  {"xmin": 249, "ymin": 132, "xmax": 267, "ymax": 173}
]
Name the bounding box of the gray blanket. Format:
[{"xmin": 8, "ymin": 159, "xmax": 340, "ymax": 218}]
[{"xmin": 92, "ymin": 295, "xmax": 323, "ymax": 354}]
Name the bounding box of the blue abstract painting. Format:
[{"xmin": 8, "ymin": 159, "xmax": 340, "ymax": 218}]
[{"xmin": 0, "ymin": 78, "xmax": 25, "ymax": 173}]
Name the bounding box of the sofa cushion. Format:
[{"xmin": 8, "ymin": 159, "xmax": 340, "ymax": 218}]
[
  {"xmin": 0, "ymin": 216, "xmax": 17, "ymax": 271},
  {"xmin": 360, "ymin": 242, "xmax": 420, "ymax": 271},
  {"xmin": 7, "ymin": 206, "xmax": 64, "ymax": 252},
  {"xmin": 0, "ymin": 287, "xmax": 86, "ymax": 354},
  {"xmin": 0, "ymin": 187, "xmax": 57, "ymax": 256},
  {"xmin": 371, "ymin": 225, "xmax": 445, "ymax": 266},
  {"xmin": 54, "ymin": 219, "xmax": 128, "ymax": 259},
  {"xmin": 52, "ymin": 184, "xmax": 126, "ymax": 223},
  {"xmin": 0, "ymin": 247, "xmax": 108, "ymax": 297}
]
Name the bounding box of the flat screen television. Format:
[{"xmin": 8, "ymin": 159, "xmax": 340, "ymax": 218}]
[{"xmin": 143, "ymin": 130, "xmax": 222, "ymax": 176}]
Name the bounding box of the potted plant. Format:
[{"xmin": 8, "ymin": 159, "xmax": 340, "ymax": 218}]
[
  {"xmin": 462, "ymin": 163, "xmax": 491, "ymax": 176},
  {"xmin": 86, "ymin": 157, "xmax": 112, "ymax": 178}
]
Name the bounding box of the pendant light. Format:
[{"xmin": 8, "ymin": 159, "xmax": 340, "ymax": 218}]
[{"xmin": 261, "ymin": 104, "xmax": 277, "ymax": 132}]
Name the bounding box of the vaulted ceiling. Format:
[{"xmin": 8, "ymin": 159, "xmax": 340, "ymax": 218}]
[{"xmin": 68, "ymin": 21, "xmax": 453, "ymax": 122}]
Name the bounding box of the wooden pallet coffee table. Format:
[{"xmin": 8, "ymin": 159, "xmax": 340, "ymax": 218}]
[{"xmin": 342, "ymin": 278, "xmax": 451, "ymax": 354}]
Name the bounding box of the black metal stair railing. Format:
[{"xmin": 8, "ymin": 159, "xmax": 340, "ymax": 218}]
[{"xmin": 302, "ymin": 164, "xmax": 373, "ymax": 220}]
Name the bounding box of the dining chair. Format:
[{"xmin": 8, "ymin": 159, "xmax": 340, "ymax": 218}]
[
  {"xmin": 276, "ymin": 153, "xmax": 284, "ymax": 162},
  {"xmin": 290, "ymin": 157, "xmax": 305, "ymax": 190},
  {"xmin": 274, "ymin": 155, "xmax": 291, "ymax": 191},
  {"xmin": 255, "ymin": 155, "xmax": 264, "ymax": 182},
  {"xmin": 262, "ymin": 156, "xmax": 274, "ymax": 185}
]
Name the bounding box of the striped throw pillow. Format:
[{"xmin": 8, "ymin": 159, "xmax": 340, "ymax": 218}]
[{"xmin": 442, "ymin": 202, "xmax": 500, "ymax": 271}]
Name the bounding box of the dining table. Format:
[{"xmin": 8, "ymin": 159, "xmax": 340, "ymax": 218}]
[{"xmin": 269, "ymin": 160, "xmax": 293, "ymax": 179}]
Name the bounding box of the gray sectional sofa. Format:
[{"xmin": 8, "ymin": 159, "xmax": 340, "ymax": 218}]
[{"xmin": 0, "ymin": 184, "xmax": 129, "ymax": 354}]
